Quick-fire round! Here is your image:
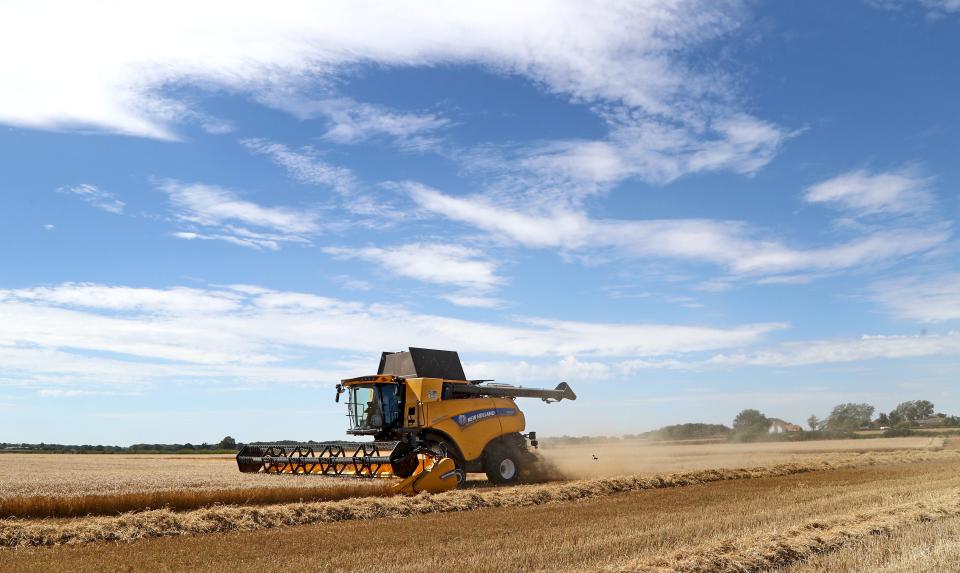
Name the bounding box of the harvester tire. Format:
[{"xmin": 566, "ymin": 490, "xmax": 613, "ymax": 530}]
[{"xmin": 484, "ymin": 445, "xmax": 522, "ymax": 485}]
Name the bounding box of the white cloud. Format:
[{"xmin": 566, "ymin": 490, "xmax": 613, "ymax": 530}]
[
  {"xmin": 332, "ymin": 275, "xmax": 372, "ymax": 292},
  {"xmin": 754, "ymin": 275, "xmax": 819, "ymax": 285},
  {"xmin": 0, "ymin": 283, "xmax": 783, "ymax": 373},
  {"xmin": 867, "ymin": 0, "xmax": 960, "ymax": 15},
  {"xmin": 872, "ymin": 274, "xmax": 960, "ymax": 323},
  {"xmin": 57, "ymin": 184, "xmax": 124, "ymax": 214},
  {"xmin": 407, "ymin": 182, "xmax": 597, "ymax": 248},
  {"xmin": 318, "ymin": 99, "xmax": 448, "ymax": 149},
  {"xmin": 804, "ymin": 168, "xmax": 935, "ymax": 216},
  {"xmin": 38, "ymin": 388, "xmax": 129, "ymax": 398},
  {"xmin": 159, "ymin": 180, "xmax": 320, "ymax": 249},
  {"xmin": 0, "ymin": 344, "xmax": 343, "ymax": 391},
  {"xmin": 0, "ymin": 0, "xmax": 781, "ymax": 184},
  {"xmin": 467, "ymin": 355, "xmax": 613, "ymax": 384},
  {"xmin": 161, "ymin": 181, "xmax": 318, "ymax": 233},
  {"xmin": 324, "ymin": 243, "xmax": 502, "ymax": 291},
  {"xmin": 924, "ymin": 0, "xmax": 960, "ymax": 11},
  {"xmin": 172, "ymin": 230, "xmax": 298, "ymax": 252},
  {"xmin": 407, "ymin": 183, "xmax": 949, "ymax": 277},
  {"xmin": 729, "ymin": 227, "xmax": 949, "ymax": 275},
  {"xmin": 240, "ymin": 139, "xmax": 355, "ymax": 196},
  {"xmin": 511, "ymin": 114, "xmax": 788, "ymax": 195},
  {"xmin": 6, "ymin": 283, "xmax": 242, "ymax": 314},
  {"xmin": 263, "ymin": 96, "xmax": 449, "ymax": 149},
  {"xmin": 441, "ymin": 294, "xmax": 504, "ymax": 309},
  {"xmin": 709, "ymin": 331, "xmax": 960, "ymax": 367},
  {"xmin": 240, "ymin": 138, "xmax": 401, "ymax": 218},
  {"xmin": 43, "ymin": 224, "xmax": 55, "ymax": 231},
  {"xmin": 4, "ymin": 283, "xmax": 959, "ymax": 392}
]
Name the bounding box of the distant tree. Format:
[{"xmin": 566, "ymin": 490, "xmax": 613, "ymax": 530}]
[
  {"xmin": 825, "ymin": 403, "xmax": 874, "ymax": 432},
  {"xmin": 218, "ymin": 436, "xmax": 237, "ymax": 450},
  {"xmin": 891, "ymin": 400, "xmax": 935, "ymax": 426},
  {"xmin": 888, "ymin": 410, "xmax": 903, "ymax": 426},
  {"xmin": 733, "ymin": 409, "xmax": 770, "ymax": 437},
  {"xmin": 650, "ymin": 423, "xmax": 731, "ymax": 440},
  {"xmin": 875, "ymin": 412, "xmax": 891, "ymax": 427},
  {"xmin": 807, "ymin": 415, "xmax": 821, "ymax": 431}
]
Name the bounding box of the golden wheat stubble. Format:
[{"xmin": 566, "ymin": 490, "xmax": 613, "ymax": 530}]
[
  {"xmin": 0, "ymin": 449, "xmax": 955, "ymax": 549},
  {"xmin": 4, "ymin": 458, "xmax": 960, "ymax": 573}
]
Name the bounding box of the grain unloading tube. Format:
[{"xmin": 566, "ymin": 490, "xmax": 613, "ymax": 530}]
[{"xmin": 236, "ymin": 348, "xmax": 576, "ymax": 494}]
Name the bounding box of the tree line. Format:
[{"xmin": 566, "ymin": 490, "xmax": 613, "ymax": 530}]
[
  {"xmin": 1, "ymin": 436, "xmax": 238, "ymax": 453},
  {"xmin": 733, "ymin": 399, "xmax": 960, "ymax": 439}
]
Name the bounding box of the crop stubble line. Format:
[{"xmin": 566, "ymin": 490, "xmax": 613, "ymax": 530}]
[
  {"xmin": 0, "ymin": 449, "xmax": 954, "ymax": 549},
  {"xmin": 0, "ymin": 483, "xmax": 394, "ymax": 520},
  {"xmin": 602, "ymin": 493, "xmax": 960, "ymax": 573}
]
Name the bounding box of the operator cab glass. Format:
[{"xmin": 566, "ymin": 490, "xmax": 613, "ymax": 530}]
[{"xmin": 348, "ymin": 384, "xmax": 401, "ymax": 433}]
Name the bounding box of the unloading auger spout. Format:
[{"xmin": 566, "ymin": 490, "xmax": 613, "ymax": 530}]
[{"xmin": 236, "ymin": 348, "xmax": 576, "ymax": 494}]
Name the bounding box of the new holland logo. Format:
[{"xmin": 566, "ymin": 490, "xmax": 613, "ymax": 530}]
[{"xmin": 454, "ymin": 408, "xmax": 516, "ymax": 428}]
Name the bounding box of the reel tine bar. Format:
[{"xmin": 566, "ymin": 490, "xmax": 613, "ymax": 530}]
[{"xmin": 236, "ymin": 441, "xmax": 398, "ymax": 477}]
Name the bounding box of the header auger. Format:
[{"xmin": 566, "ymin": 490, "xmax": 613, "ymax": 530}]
[{"xmin": 237, "ymin": 348, "xmax": 576, "ymax": 494}]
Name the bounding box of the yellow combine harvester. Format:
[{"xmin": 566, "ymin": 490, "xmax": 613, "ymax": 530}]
[{"xmin": 237, "ymin": 348, "xmax": 576, "ymax": 494}]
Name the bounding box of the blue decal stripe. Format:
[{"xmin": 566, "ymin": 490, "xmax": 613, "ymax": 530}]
[{"xmin": 453, "ymin": 408, "xmax": 516, "ymax": 428}]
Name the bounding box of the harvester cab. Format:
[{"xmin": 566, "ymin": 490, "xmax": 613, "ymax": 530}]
[{"xmin": 237, "ymin": 348, "xmax": 576, "ymax": 494}]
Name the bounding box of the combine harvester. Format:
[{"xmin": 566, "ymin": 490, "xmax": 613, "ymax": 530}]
[{"xmin": 237, "ymin": 348, "xmax": 576, "ymax": 494}]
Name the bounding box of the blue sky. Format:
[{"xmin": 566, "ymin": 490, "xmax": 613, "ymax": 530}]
[{"xmin": 2, "ymin": 0, "xmax": 959, "ymax": 444}]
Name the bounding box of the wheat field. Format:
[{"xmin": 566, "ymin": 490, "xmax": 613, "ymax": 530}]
[
  {"xmin": 0, "ymin": 453, "xmax": 390, "ymax": 518},
  {"xmin": 4, "ymin": 450, "xmax": 960, "ymax": 572},
  {"xmin": 778, "ymin": 514, "xmax": 960, "ymax": 572},
  {"xmin": 1, "ymin": 438, "xmax": 956, "ymax": 572},
  {"xmin": 0, "ymin": 437, "xmax": 940, "ymax": 519}
]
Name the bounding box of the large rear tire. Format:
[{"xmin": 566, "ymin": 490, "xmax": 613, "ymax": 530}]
[{"xmin": 484, "ymin": 445, "xmax": 522, "ymax": 485}]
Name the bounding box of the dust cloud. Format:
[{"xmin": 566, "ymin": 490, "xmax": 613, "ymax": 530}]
[{"xmin": 534, "ymin": 436, "xmax": 940, "ymax": 480}]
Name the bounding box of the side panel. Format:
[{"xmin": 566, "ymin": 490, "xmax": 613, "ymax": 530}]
[
  {"xmin": 425, "ymin": 397, "xmax": 508, "ymax": 461},
  {"xmin": 492, "ymin": 396, "xmax": 526, "ymax": 435}
]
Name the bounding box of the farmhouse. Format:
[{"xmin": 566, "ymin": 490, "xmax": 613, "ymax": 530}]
[{"xmin": 768, "ymin": 418, "xmax": 803, "ymax": 433}]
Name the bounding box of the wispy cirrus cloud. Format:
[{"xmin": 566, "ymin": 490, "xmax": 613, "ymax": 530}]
[
  {"xmin": 261, "ymin": 96, "xmax": 449, "ymax": 150},
  {"xmin": 708, "ymin": 331, "xmax": 960, "ymax": 367},
  {"xmin": 440, "ymin": 294, "xmax": 504, "ymax": 309},
  {"xmin": 406, "ymin": 182, "xmax": 950, "ymax": 279},
  {"xmin": 159, "ymin": 180, "xmax": 320, "ymax": 250},
  {"xmin": 317, "ymin": 98, "xmax": 448, "ymax": 150},
  {"xmin": 872, "ymin": 273, "xmax": 960, "ymax": 323},
  {"xmin": 498, "ymin": 114, "xmax": 790, "ymax": 199},
  {"xmin": 867, "ymin": 0, "xmax": 960, "ymax": 16},
  {"xmin": 0, "ymin": 0, "xmax": 784, "ymax": 187},
  {"xmin": 323, "ymin": 243, "xmax": 503, "ymax": 306},
  {"xmin": 4, "ymin": 282, "xmax": 958, "ymax": 395},
  {"xmin": 470, "ymin": 329, "xmax": 960, "ymax": 375},
  {"xmin": 240, "ymin": 139, "xmax": 355, "ymax": 196},
  {"xmin": 57, "ymin": 184, "xmax": 125, "ymax": 214},
  {"xmin": 0, "ymin": 281, "xmax": 782, "ymax": 360},
  {"xmin": 804, "ymin": 167, "xmax": 935, "ymax": 217},
  {"xmin": 240, "ymin": 138, "xmax": 400, "ymax": 218}
]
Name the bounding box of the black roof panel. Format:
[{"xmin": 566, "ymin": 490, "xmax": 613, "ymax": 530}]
[{"xmin": 377, "ymin": 348, "xmax": 466, "ymax": 381}]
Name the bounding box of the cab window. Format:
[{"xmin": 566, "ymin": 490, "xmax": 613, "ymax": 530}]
[{"xmin": 348, "ymin": 384, "xmax": 401, "ymax": 430}]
